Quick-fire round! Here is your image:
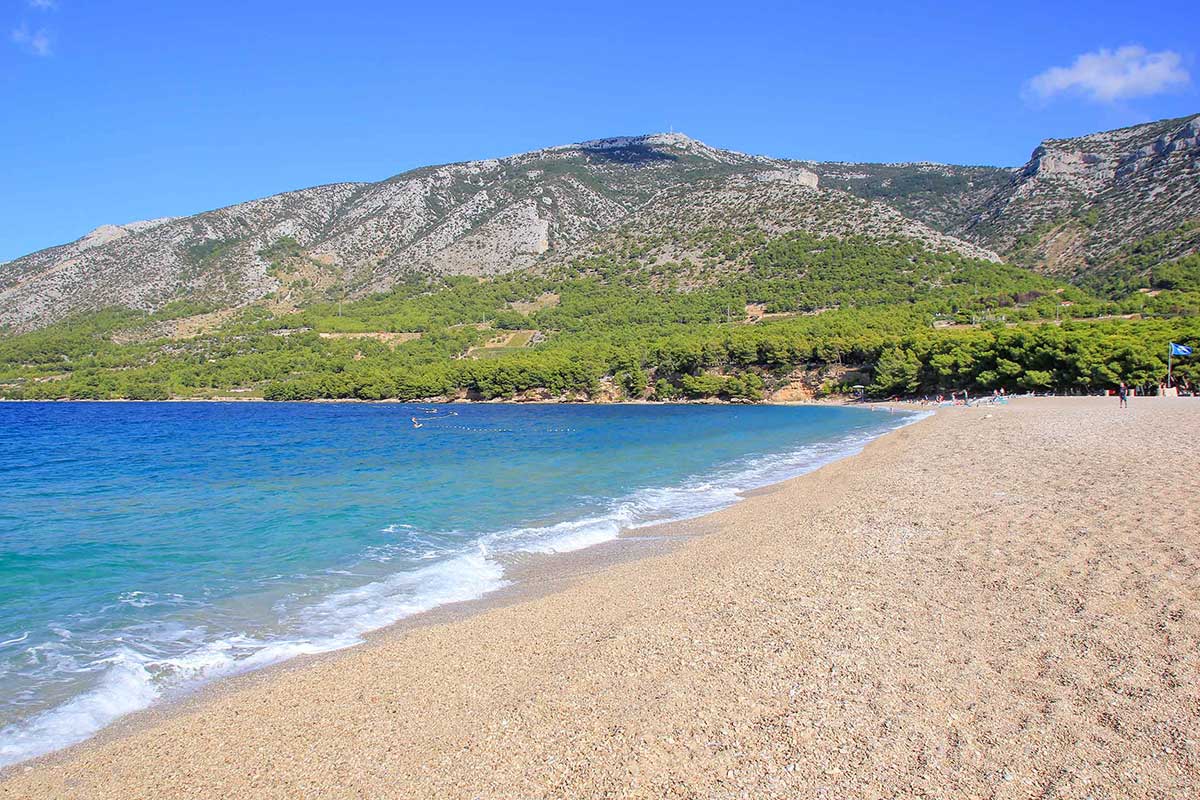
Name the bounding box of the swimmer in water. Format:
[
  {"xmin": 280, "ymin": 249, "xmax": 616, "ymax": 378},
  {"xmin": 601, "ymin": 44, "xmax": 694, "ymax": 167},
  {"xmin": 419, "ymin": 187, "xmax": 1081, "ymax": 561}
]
[{"xmin": 411, "ymin": 417, "xmax": 422, "ymax": 429}]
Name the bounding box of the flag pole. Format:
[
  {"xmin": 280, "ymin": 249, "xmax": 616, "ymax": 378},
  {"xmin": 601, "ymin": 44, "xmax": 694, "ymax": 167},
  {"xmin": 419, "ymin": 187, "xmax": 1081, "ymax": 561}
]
[{"xmin": 1168, "ymin": 344, "xmax": 1173, "ymax": 388}]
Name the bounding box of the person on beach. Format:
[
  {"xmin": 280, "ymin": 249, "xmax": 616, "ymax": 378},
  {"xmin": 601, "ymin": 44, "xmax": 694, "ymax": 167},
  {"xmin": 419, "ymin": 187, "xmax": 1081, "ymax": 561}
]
[{"xmin": 1118, "ymin": 382, "xmax": 1128, "ymax": 408}]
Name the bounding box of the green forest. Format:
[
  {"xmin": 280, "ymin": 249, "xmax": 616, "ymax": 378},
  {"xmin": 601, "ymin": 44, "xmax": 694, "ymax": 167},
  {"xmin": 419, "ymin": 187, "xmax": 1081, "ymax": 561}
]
[{"xmin": 2, "ymin": 228, "xmax": 1198, "ymax": 402}]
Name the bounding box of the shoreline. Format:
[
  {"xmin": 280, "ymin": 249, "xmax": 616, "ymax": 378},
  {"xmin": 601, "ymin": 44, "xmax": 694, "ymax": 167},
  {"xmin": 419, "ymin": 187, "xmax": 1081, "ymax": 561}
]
[
  {"xmin": 15, "ymin": 512, "xmax": 724, "ymax": 774},
  {"xmin": 1, "ymin": 390, "xmax": 1135, "ymax": 407},
  {"xmin": 4, "ymin": 397, "xmax": 1198, "ymax": 798},
  {"xmin": 0, "ymin": 396, "xmax": 874, "ymax": 405},
  {"xmin": 0, "ymin": 404, "xmax": 925, "ymax": 773}
]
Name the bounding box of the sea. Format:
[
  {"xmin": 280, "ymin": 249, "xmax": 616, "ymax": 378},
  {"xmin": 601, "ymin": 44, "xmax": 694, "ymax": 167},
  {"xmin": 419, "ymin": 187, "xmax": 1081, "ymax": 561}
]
[{"xmin": 0, "ymin": 401, "xmax": 921, "ymax": 766}]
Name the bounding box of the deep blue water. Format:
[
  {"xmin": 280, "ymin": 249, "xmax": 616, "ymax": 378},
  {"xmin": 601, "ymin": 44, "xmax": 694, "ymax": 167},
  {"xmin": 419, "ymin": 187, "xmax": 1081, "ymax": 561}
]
[{"xmin": 0, "ymin": 401, "xmax": 919, "ymax": 765}]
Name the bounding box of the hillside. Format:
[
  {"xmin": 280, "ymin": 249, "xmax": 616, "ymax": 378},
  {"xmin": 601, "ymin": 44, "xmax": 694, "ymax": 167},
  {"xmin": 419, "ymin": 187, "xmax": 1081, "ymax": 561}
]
[
  {"xmin": 3, "ymin": 204, "xmax": 1197, "ymax": 404},
  {"xmin": 959, "ymin": 114, "xmax": 1200, "ymax": 279},
  {"xmin": 1, "ymin": 117, "xmax": 1198, "ymax": 405},
  {"xmin": 0, "ymin": 133, "xmax": 997, "ymax": 333},
  {"xmin": 823, "ymin": 115, "xmax": 1200, "ymax": 284},
  {"xmin": 4, "ymin": 118, "xmax": 1197, "ymax": 334},
  {"xmin": 803, "ymin": 162, "xmax": 1015, "ymax": 234}
]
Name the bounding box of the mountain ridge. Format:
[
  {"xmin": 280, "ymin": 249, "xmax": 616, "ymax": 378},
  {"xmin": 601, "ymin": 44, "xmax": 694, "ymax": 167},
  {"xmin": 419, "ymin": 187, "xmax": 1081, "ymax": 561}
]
[
  {"xmin": 0, "ymin": 132, "xmax": 980, "ymax": 331},
  {"xmin": 2, "ymin": 117, "xmax": 1197, "ymax": 332}
]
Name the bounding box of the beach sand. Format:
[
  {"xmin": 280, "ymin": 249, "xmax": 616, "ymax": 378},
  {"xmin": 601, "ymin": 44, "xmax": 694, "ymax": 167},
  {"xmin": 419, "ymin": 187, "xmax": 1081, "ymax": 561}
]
[{"xmin": 3, "ymin": 397, "xmax": 1198, "ymax": 799}]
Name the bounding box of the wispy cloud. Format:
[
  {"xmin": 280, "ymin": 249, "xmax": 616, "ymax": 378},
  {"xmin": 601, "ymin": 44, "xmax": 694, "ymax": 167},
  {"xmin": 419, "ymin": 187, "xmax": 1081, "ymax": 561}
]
[
  {"xmin": 1025, "ymin": 45, "xmax": 1191, "ymax": 104},
  {"xmin": 11, "ymin": 24, "xmax": 52, "ymax": 56},
  {"xmin": 28, "ymin": 0, "xmax": 58, "ymax": 9}
]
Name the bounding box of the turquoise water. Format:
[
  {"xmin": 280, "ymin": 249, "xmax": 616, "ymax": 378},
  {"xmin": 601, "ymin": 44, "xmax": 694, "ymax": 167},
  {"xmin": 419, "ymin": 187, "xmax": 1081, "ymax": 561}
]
[{"xmin": 0, "ymin": 402, "xmax": 919, "ymax": 766}]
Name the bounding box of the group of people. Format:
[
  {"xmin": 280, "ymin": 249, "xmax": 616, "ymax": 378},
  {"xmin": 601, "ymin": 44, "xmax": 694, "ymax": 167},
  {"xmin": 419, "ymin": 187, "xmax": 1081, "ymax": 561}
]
[
  {"xmin": 917, "ymin": 387, "xmax": 1007, "ymax": 407},
  {"xmin": 909, "ymin": 380, "xmax": 1188, "ymax": 408}
]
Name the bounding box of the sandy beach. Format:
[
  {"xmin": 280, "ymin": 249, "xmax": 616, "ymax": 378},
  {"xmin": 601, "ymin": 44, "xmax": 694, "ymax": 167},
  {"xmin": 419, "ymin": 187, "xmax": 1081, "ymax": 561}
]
[{"xmin": 3, "ymin": 396, "xmax": 1198, "ymax": 799}]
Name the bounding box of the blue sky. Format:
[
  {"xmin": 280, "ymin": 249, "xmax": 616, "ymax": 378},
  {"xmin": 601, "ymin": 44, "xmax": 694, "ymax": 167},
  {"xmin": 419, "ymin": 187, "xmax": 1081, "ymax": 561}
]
[{"xmin": 2, "ymin": 1, "xmax": 1197, "ymax": 263}]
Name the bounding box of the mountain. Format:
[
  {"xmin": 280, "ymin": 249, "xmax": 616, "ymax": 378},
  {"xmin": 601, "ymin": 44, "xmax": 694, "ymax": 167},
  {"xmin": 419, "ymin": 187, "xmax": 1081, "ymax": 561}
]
[
  {"xmin": 5, "ymin": 125, "xmax": 1199, "ymax": 404},
  {"xmin": 2, "ymin": 116, "xmax": 1197, "ymax": 333},
  {"xmin": 821, "ymin": 115, "xmax": 1200, "ymax": 283},
  {"xmin": 959, "ymin": 114, "xmax": 1200, "ymax": 280},
  {"xmin": 0, "ymin": 133, "xmax": 994, "ymax": 332}
]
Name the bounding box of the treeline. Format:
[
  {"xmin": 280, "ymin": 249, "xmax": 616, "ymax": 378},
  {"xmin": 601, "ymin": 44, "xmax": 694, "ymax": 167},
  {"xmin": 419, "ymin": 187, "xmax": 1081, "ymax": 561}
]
[
  {"xmin": 2, "ymin": 229, "xmax": 1198, "ymax": 402},
  {"xmin": 6, "ymin": 310, "xmax": 1196, "ymax": 402},
  {"xmin": 868, "ymin": 319, "xmax": 1199, "ymax": 397}
]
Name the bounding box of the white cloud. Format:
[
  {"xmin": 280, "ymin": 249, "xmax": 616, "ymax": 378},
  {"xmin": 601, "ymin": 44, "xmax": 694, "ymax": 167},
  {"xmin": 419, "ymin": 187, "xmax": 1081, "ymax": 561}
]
[
  {"xmin": 29, "ymin": 0, "xmax": 58, "ymax": 9},
  {"xmin": 1026, "ymin": 46, "xmax": 1190, "ymax": 104},
  {"xmin": 11, "ymin": 24, "xmax": 52, "ymax": 56}
]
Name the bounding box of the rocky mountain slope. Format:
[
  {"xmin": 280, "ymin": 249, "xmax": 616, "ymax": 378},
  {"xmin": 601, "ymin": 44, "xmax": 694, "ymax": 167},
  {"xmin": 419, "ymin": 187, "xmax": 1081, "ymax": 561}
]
[
  {"xmin": 822, "ymin": 115, "xmax": 1200, "ymax": 282},
  {"xmin": 545, "ymin": 172, "xmax": 999, "ymax": 281},
  {"xmin": 803, "ymin": 162, "xmax": 1014, "ymax": 234},
  {"xmin": 3, "ymin": 116, "xmax": 1197, "ymax": 332},
  {"xmin": 0, "ymin": 134, "xmax": 993, "ymax": 332},
  {"xmin": 959, "ymin": 114, "xmax": 1200, "ymax": 279}
]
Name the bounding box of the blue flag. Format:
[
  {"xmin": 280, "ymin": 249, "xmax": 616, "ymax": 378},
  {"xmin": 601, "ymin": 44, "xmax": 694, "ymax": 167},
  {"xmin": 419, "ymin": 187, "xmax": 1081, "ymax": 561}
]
[{"xmin": 1170, "ymin": 342, "xmax": 1193, "ymax": 356}]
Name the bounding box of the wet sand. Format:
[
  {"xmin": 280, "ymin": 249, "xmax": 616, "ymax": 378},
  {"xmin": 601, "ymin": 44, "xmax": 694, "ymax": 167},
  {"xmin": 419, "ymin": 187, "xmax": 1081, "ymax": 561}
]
[{"xmin": 3, "ymin": 397, "xmax": 1198, "ymax": 799}]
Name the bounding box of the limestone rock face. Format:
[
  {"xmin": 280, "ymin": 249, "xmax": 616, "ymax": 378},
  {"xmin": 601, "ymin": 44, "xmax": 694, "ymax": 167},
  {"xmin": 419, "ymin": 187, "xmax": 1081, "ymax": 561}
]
[
  {"xmin": 753, "ymin": 168, "xmax": 820, "ymax": 189},
  {"xmin": 796, "ymin": 114, "xmax": 1200, "ymax": 280},
  {"xmin": 958, "ymin": 114, "xmax": 1200, "ymax": 275}
]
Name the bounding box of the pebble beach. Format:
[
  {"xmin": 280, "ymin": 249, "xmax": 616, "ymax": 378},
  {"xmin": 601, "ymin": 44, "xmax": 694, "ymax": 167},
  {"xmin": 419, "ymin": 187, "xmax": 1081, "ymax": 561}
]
[{"xmin": 2, "ymin": 396, "xmax": 1198, "ymax": 799}]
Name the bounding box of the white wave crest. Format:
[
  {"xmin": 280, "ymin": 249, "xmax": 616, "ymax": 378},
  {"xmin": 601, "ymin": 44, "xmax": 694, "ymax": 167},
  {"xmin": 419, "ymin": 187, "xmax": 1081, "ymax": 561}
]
[{"xmin": 0, "ymin": 553, "xmax": 506, "ymax": 769}]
